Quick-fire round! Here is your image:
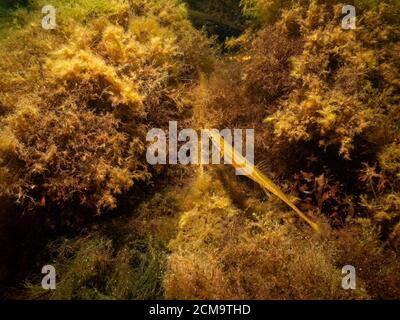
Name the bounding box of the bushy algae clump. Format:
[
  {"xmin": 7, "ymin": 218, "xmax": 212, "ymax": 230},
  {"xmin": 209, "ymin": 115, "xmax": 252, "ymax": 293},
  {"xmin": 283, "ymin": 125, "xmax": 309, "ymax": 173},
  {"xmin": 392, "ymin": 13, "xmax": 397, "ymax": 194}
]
[{"xmin": 0, "ymin": 0, "xmax": 215, "ymax": 215}]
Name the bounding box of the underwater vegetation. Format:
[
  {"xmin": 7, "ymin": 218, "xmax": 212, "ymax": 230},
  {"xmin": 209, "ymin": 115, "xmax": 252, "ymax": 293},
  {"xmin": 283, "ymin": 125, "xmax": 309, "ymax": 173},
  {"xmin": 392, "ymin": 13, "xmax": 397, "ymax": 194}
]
[{"xmin": 0, "ymin": 0, "xmax": 399, "ymax": 299}]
